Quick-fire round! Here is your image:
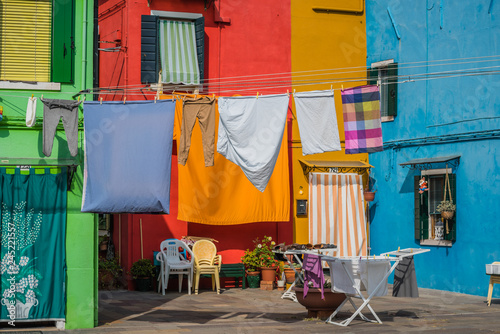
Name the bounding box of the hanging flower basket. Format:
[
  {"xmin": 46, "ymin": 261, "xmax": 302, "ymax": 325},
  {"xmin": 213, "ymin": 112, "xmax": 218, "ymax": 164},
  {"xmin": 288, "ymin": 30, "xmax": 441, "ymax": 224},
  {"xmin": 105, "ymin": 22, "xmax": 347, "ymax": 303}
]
[{"xmin": 441, "ymin": 210, "xmax": 455, "ymax": 220}]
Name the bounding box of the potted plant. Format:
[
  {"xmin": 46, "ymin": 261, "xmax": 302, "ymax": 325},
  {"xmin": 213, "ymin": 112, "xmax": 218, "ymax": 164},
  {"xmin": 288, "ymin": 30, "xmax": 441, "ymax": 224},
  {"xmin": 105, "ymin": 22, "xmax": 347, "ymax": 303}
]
[
  {"xmin": 437, "ymin": 200, "xmax": 456, "ymax": 220},
  {"xmin": 241, "ymin": 249, "xmax": 261, "ymax": 288},
  {"xmin": 98, "ymin": 257, "xmax": 123, "ymax": 290},
  {"xmin": 364, "ymin": 175, "xmax": 376, "ymax": 202},
  {"xmin": 99, "ymin": 235, "xmax": 109, "ymax": 252},
  {"xmin": 283, "ymin": 263, "xmax": 302, "ymax": 284},
  {"xmin": 254, "ymin": 236, "xmax": 279, "ymax": 282},
  {"xmin": 129, "ymin": 258, "xmax": 155, "ymax": 292}
]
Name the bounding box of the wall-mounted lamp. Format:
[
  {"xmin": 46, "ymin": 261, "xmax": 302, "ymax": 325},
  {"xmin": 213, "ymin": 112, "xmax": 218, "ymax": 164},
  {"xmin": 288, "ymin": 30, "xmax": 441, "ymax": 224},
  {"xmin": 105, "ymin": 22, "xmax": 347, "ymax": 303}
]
[{"xmin": 298, "ymin": 186, "xmax": 304, "ymax": 195}]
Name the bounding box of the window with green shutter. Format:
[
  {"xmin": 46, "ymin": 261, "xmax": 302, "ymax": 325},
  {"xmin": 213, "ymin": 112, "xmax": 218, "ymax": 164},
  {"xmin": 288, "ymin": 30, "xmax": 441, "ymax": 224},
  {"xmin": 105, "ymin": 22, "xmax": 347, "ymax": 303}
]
[
  {"xmin": 367, "ymin": 60, "xmax": 398, "ymax": 120},
  {"xmin": 414, "ymin": 168, "xmax": 456, "ymax": 246},
  {"xmin": 141, "ymin": 12, "xmax": 204, "ymax": 86},
  {"xmin": 0, "ymin": 0, "xmax": 74, "ymax": 83}
]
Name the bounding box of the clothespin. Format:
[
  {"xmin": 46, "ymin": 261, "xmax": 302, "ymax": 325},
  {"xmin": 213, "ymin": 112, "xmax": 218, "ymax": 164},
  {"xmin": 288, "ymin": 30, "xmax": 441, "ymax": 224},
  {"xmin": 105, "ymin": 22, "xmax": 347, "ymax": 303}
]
[
  {"xmin": 410, "ymin": 249, "xmax": 413, "ymax": 253},
  {"xmin": 287, "ymin": 89, "xmax": 289, "ymax": 97},
  {"xmin": 78, "ymin": 96, "xmax": 80, "ymax": 102},
  {"xmin": 83, "ymin": 95, "xmax": 86, "ymax": 102},
  {"xmin": 31, "ymin": 94, "xmax": 34, "ymax": 99},
  {"xmin": 100, "ymin": 97, "xmax": 103, "ymax": 105},
  {"xmin": 256, "ymin": 92, "xmax": 259, "ymax": 99},
  {"xmin": 398, "ymin": 246, "xmax": 400, "ymax": 252},
  {"xmin": 154, "ymin": 96, "xmax": 157, "ymax": 103},
  {"xmin": 341, "ymin": 84, "xmax": 344, "ymax": 91},
  {"xmin": 41, "ymin": 94, "xmax": 43, "ymax": 100},
  {"xmin": 123, "ymin": 97, "xmax": 126, "ymax": 104}
]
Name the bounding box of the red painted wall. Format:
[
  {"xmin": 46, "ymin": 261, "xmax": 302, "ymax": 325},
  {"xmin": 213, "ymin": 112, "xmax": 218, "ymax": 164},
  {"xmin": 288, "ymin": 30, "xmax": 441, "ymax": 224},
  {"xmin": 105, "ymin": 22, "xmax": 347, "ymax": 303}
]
[{"xmin": 100, "ymin": 0, "xmax": 293, "ymax": 289}]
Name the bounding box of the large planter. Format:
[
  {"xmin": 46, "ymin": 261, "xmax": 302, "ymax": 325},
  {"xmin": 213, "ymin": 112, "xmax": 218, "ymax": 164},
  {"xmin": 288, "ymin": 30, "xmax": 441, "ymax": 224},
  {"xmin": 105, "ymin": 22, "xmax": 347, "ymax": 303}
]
[
  {"xmin": 294, "ymin": 287, "xmax": 346, "ymax": 319},
  {"xmin": 246, "ymin": 271, "xmax": 260, "ymax": 288},
  {"xmin": 260, "ymin": 267, "xmax": 277, "ymax": 282},
  {"xmin": 135, "ymin": 277, "xmax": 153, "ymax": 292}
]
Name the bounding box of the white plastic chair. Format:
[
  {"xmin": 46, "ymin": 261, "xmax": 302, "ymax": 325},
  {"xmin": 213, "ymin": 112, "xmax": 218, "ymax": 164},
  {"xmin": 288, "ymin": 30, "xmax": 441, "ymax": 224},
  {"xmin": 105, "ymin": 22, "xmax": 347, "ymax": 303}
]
[{"xmin": 157, "ymin": 239, "xmax": 194, "ymax": 295}]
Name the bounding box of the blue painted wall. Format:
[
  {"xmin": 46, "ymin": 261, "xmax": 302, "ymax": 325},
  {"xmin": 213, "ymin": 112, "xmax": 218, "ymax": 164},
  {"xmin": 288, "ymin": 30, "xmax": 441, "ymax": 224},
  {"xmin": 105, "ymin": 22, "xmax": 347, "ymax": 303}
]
[{"xmin": 366, "ymin": 0, "xmax": 500, "ymax": 297}]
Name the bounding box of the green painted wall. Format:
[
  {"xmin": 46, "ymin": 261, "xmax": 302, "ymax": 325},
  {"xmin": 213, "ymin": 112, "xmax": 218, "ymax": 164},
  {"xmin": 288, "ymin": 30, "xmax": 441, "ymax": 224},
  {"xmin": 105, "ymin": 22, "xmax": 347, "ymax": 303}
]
[{"xmin": 0, "ymin": 0, "xmax": 96, "ymax": 329}]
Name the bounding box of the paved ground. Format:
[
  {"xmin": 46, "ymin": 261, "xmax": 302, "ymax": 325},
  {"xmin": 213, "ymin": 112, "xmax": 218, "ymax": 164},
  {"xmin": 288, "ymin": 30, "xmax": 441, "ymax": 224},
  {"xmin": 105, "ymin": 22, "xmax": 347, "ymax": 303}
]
[{"xmin": 2, "ymin": 285, "xmax": 500, "ymax": 333}]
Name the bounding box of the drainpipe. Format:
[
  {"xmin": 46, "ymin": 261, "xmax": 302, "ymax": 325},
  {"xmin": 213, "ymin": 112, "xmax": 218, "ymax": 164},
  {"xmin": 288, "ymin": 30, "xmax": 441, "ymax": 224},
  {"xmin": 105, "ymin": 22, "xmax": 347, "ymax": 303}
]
[{"xmin": 81, "ymin": 0, "xmax": 88, "ymax": 90}]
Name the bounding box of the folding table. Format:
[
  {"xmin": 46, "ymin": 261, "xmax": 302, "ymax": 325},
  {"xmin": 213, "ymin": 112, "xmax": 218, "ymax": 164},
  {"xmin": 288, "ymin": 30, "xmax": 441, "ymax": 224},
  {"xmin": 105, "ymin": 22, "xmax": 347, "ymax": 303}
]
[
  {"xmin": 274, "ymin": 248, "xmax": 336, "ymax": 302},
  {"xmin": 323, "ymin": 248, "xmax": 430, "ymax": 327}
]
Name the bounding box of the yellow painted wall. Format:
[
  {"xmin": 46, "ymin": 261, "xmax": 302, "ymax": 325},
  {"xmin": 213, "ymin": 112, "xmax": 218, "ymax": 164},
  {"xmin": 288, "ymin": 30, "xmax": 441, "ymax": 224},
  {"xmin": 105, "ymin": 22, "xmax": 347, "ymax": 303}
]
[{"xmin": 291, "ymin": 0, "xmax": 368, "ymax": 243}]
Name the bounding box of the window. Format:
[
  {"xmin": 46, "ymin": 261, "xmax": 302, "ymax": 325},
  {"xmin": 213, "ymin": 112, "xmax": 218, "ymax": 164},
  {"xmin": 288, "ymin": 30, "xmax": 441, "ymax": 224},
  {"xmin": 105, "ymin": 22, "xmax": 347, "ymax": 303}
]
[
  {"xmin": 141, "ymin": 12, "xmax": 204, "ymax": 85},
  {"xmin": 367, "ymin": 59, "xmax": 397, "ymax": 121},
  {"xmin": 414, "ymin": 168, "xmax": 456, "ymax": 246},
  {"xmin": 0, "ymin": 0, "xmax": 74, "ymax": 84}
]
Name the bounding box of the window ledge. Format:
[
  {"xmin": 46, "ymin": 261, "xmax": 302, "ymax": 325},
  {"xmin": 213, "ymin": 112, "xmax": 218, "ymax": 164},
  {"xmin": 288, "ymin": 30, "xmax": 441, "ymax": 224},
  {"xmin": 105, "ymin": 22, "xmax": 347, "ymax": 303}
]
[
  {"xmin": 0, "ymin": 81, "xmax": 61, "ymax": 91},
  {"xmin": 381, "ymin": 116, "xmax": 394, "ymax": 122},
  {"xmin": 420, "ymin": 239, "xmax": 452, "ymax": 247}
]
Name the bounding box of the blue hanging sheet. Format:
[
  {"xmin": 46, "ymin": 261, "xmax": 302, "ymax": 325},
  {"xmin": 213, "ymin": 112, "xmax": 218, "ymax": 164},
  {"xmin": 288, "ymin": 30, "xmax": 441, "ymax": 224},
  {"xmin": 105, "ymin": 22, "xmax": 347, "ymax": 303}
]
[{"xmin": 82, "ymin": 100, "xmax": 175, "ymax": 213}]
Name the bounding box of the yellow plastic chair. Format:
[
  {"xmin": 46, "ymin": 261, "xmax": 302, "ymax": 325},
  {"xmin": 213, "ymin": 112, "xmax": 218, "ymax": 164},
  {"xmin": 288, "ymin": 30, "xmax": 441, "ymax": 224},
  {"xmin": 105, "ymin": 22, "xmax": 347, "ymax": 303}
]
[{"xmin": 192, "ymin": 240, "xmax": 221, "ymax": 294}]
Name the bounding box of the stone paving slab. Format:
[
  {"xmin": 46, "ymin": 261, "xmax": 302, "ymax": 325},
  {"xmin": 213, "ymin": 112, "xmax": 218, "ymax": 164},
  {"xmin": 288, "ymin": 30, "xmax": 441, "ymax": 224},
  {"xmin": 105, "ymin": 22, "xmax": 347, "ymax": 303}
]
[{"xmin": 1, "ymin": 286, "xmax": 499, "ymax": 333}]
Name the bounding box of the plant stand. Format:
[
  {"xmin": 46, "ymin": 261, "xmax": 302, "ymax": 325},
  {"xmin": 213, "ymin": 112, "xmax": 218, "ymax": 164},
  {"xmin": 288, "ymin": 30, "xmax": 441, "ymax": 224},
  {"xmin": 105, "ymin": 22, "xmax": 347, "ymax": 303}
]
[{"xmin": 275, "ymin": 250, "xmax": 305, "ymax": 302}]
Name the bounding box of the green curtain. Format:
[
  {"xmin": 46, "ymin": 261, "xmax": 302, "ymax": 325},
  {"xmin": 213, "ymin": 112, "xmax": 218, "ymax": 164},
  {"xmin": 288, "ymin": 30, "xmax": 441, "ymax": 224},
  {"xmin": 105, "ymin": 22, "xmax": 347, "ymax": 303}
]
[{"xmin": 0, "ymin": 167, "xmax": 67, "ymax": 322}]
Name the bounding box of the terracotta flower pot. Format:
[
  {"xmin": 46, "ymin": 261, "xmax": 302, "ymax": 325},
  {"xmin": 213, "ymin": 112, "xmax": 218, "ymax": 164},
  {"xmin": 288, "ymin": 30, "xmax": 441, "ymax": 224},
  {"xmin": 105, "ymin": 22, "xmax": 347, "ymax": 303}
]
[
  {"xmin": 294, "ymin": 287, "xmax": 346, "ymax": 319},
  {"xmin": 364, "ymin": 191, "xmax": 375, "ymax": 202},
  {"xmin": 260, "ymin": 267, "xmax": 277, "ymax": 282},
  {"xmin": 283, "ymin": 268, "xmax": 297, "ymax": 283}
]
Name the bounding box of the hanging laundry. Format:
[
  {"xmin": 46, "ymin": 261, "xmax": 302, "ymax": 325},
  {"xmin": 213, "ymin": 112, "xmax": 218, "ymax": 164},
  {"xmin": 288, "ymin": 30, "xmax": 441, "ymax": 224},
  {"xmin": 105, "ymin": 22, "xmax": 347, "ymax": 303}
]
[
  {"xmin": 26, "ymin": 96, "xmax": 37, "ymax": 127},
  {"xmin": 174, "ymin": 98, "xmax": 290, "ymax": 225},
  {"xmin": 178, "ymin": 96, "xmax": 215, "ymax": 167},
  {"xmin": 294, "ymin": 90, "xmax": 341, "ymax": 155},
  {"xmin": 303, "ymin": 253, "xmax": 325, "ymax": 299},
  {"xmin": 341, "ymin": 85, "xmax": 383, "ymax": 154},
  {"xmin": 393, "ymin": 256, "xmax": 419, "ymax": 297},
  {"xmin": 217, "ymin": 94, "xmax": 289, "ymax": 192},
  {"xmin": 0, "ymin": 106, "xmax": 3, "ymax": 121},
  {"xmin": 41, "ymin": 99, "xmax": 82, "ymax": 157},
  {"xmin": 82, "ymin": 100, "xmax": 175, "ymax": 213}
]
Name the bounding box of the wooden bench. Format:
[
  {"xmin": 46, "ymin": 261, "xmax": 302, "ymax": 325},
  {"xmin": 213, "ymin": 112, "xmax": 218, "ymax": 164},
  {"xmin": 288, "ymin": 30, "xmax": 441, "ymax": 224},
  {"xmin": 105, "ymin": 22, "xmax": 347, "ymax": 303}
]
[{"xmin": 202, "ymin": 263, "xmax": 246, "ymax": 289}]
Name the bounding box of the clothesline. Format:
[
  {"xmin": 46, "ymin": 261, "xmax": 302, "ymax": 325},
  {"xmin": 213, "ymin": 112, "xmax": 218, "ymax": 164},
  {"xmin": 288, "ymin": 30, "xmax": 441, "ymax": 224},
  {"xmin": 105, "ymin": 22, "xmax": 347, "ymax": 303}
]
[{"xmin": 0, "ymin": 62, "xmax": 499, "ymax": 100}]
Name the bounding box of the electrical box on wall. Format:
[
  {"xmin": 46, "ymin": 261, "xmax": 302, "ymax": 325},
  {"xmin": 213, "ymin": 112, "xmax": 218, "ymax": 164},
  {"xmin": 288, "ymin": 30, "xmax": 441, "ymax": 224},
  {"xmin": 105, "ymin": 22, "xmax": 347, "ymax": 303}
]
[{"xmin": 296, "ymin": 200, "xmax": 307, "ymax": 216}]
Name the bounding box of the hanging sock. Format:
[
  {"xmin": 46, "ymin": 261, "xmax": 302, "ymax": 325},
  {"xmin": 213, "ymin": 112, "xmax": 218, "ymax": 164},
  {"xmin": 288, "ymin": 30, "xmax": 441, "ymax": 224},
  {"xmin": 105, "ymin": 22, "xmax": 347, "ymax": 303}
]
[
  {"xmin": 26, "ymin": 96, "xmax": 37, "ymax": 127},
  {"xmin": 217, "ymin": 94, "xmax": 289, "ymax": 192},
  {"xmin": 41, "ymin": 99, "xmax": 82, "ymax": 157},
  {"xmin": 294, "ymin": 90, "xmax": 341, "ymax": 155},
  {"xmin": 178, "ymin": 96, "xmax": 216, "ymax": 167}
]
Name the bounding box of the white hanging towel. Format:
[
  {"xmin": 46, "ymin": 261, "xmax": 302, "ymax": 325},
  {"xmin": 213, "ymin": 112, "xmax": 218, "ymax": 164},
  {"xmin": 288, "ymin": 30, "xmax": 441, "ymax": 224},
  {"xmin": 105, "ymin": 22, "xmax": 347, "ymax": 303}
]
[
  {"xmin": 294, "ymin": 90, "xmax": 341, "ymax": 155},
  {"xmin": 26, "ymin": 96, "xmax": 37, "ymax": 127},
  {"xmin": 217, "ymin": 94, "xmax": 289, "ymax": 192}
]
